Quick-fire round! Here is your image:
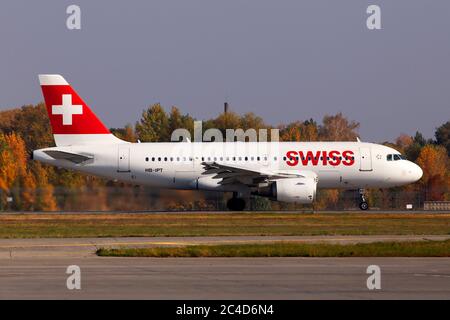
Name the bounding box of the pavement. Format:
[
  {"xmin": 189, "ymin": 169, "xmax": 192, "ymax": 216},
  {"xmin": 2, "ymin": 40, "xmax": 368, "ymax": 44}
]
[{"xmin": 0, "ymin": 235, "xmax": 449, "ymax": 299}]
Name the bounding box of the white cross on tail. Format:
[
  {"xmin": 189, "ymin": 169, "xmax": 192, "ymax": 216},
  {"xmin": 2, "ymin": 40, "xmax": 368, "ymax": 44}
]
[{"xmin": 52, "ymin": 94, "xmax": 83, "ymax": 125}]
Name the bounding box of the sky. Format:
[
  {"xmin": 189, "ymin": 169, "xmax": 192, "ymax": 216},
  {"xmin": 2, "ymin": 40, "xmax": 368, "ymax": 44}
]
[{"xmin": 1, "ymin": 0, "xmax": 449, "ymax": 142}]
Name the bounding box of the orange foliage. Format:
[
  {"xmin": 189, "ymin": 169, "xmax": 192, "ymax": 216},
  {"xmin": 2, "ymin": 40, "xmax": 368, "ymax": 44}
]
[{"xmin": 416, "ymin": 145, "xmax": 449, "ymax": 200}]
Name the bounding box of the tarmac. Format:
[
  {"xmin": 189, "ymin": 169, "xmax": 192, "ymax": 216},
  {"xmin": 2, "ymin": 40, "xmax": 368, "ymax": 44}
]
[{"xmin": 0, "ymin": 235, "xmax": 449, "ymax": 299}]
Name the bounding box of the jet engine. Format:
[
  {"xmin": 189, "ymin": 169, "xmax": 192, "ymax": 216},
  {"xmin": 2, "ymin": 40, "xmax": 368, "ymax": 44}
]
[{"xmin": 255, "ymin": 177, "xmax": 317, "ymax": 204}]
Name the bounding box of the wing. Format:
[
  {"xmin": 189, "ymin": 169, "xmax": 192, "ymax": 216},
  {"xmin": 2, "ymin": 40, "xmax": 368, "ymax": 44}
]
[
  {"xmin": 43, "ymin": 150, "xmax": 93, "ymax": 164},
  {"xmin": 201, "ymin": 161, "xmax": 306, "ymax": 186}
]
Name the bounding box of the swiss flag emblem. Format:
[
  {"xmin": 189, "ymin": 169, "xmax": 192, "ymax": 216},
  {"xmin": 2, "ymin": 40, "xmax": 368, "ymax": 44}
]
[
  {"xmin": 41, "ymin": 83, "xmax": 110, "ymax": 135},
  {"xmin": 52, "ymin": 94, "xmax": 83, "ymax": 125}
]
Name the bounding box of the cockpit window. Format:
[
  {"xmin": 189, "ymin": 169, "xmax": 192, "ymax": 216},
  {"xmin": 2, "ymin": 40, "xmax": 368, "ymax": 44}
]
[{"xmin": 387, "ymin": 154, "xmax": 405, "ymax": 161}]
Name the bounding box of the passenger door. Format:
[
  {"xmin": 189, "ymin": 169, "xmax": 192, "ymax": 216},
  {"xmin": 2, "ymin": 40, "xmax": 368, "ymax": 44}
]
[
  {"xmin": 117, "ymin": 146, "xmax": 130, "ymax": 172},
  {"xmin": 359, "ymin": 147, "xmax": 372, "ymax": 171}
]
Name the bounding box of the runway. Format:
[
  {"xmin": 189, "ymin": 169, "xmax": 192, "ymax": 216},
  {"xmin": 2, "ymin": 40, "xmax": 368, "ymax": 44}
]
[
  {"xmin": 0, "ymin": 257, "xmax": 449, "ymax": 299},
  {"xmin": 0, "ymin": 235, "xmax": 449, "ymax": 299}
]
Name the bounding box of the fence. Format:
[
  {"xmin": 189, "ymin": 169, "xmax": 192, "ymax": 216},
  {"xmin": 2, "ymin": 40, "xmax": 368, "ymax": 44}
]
[{"xmin": 0, "ymin": 185, "xmax": 448, "ymax": 212}]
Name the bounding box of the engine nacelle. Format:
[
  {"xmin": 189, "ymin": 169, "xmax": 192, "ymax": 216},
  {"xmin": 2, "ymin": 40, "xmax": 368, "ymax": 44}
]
[{"xmin": 256, "ymin": 177, "xmax": 317, "ymax": 204}]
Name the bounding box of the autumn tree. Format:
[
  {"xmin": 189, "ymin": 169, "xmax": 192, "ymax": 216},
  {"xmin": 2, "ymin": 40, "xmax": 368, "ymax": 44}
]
[
  {"xmin": 405, "ymin": 132, "xmax": 429, "ymax": 161},
  {"xmin": 319, "ymin": 113, "xmax": 359, "ymax": 141},
  {"xmin": 203, "ymin": 111, "xmax": 241, "ymax": 138},
  {"xmin": 240, "ymin": 113, "xmax": 266, "ymax": 132},
  {"xmin": 435, "ymin": 121, "xmax": 450, "ymax": 156},
  {"xmin": 0, "ymin": 133, "xmax": 54, "ymax": 210},
  {"xmin": 111, "ymin": 124, "xmax": 136, "ymax": 142},
  {"xmin": 168, "ymin": 106, "xmax": 194, "ymax": 141},
  {"xmin": 31, "ymin": 162, "xmax": 57, "ymax": 211},
  {"xmin": 280, "ymin": 119, "xmax": 318, "ymax": 142},
  {"xmin": 416, "ymin": 145, "xmax": 449, "ymax": 200},
  {"xmin": 135, "ymin": 103, "xmax": 169, "ymax": 142},
  {"xmin": 395, "ymin": 134, "xmax": 413, "ymax": 154},
  {"xmin": 4, "ymin": 103, "xmax": 54, "ymax": 152}
]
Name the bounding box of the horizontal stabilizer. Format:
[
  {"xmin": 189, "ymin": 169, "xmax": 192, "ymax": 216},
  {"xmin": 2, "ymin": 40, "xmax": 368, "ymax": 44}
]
[{"xmin": 43, "ymin": 150, "xmax": 93, "ymax": 164}]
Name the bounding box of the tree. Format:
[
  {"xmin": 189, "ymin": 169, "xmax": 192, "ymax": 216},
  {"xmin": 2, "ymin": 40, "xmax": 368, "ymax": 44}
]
[
  {"xmin": 405, "ymin": 131, "xmax": 428, "ymax": 161},
  {"xmin": 0, "ymin": 133, "xmax": 52, "ymax": 210},
  {"xmin": 240, "ymin": 113, "xmax": 266, "ymax": 132},
  {"xmin": 205, "ymin": 111, "xmax": 241, "ymax": 134},
  {"xmin": 319, "ymin": 113, "xmax": 360, "ymax": 141},
  {"xmin": 31, "ymin": 162, "xmax": 57, "ymax": 211},
  {"xmin": 168, "ymin": 106, "xmax": 194, "ymax": 141},
  {"xmin": 416, "ymin": 145, "xmax": 449, "ymax": 200},
  {"xmin": 395, "ymin": 134, "xmax": 413, "ymax": 154},
  {"xmin": 280, "ymin": 119, "xmax": 319, "ymax": 142},
  {"xmin": 135, "ymin": 103, "xmax": 169, "ymax": 142},
  {"xmin": 435, "ymin": 121, "xmax": 450, "ymax": 156},
  {"xmin": 7, "ymin": 103, "xmax": 54, "ymax": 152},
  {"xmin": 111, "ymin": 124, "xmax": 136, "ymax": 142}
]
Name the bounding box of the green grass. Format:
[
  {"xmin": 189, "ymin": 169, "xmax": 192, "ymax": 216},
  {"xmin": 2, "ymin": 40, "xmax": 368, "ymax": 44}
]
[
  {"xmin": 96, "ymin": 240, "xmax": 450, "ymax": 257},
  {"xmin": 0, "ymin": 213, "xmax": 449, "ymax": 238}
]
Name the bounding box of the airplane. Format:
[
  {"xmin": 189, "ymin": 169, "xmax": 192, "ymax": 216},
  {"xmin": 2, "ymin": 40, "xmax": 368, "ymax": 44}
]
[{"xmin": 32, "ymin": 74, "xmax": 423, "ymax": 211}]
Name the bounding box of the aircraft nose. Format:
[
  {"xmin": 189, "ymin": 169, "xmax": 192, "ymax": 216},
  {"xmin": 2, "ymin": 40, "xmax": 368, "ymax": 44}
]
[
  {"xmin": 414, "ymin": 163, "xmax": 423, "ymax": 181},
  {"xmin": 407, "ymin": 162, "xmax": 423, "ymax": 182}
]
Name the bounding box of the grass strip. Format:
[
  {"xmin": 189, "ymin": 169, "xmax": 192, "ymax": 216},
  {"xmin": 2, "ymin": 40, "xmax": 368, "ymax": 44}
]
[
  {"xmin": 0, "ymin": 213, "xmax": 449, "ymax": 238},
  {"xmin": 96, "ymin": 239, "xmax": 450, "ymax": 257}
]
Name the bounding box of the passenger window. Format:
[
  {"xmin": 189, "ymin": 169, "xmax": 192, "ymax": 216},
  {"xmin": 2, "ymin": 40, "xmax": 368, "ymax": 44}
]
[{"xmin": 145, "ymin": 157, "xmax": 149, "ymax": 162}]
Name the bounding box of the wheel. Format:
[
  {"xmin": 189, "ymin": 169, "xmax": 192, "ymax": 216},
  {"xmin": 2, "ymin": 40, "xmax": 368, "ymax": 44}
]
[
  {"xmin": 227, "ymin": 198, "xmax": 246, "ymax": 211},
  {"xmin": 235, "ymin": 198, "xmax": 246, "ymax": 211},
  {"xmin": 359, "ymin": 201, "xmax": 369, "ymax": 211},
  {"xmin": 226, "ymin": 198, "xmax": 237, "ymax": 210}
]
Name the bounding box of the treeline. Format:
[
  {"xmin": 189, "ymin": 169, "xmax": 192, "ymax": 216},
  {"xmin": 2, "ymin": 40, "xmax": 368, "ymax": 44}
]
[{"xmin": 0, "ymin": 103, "xmax": 448, "ymax": 211}]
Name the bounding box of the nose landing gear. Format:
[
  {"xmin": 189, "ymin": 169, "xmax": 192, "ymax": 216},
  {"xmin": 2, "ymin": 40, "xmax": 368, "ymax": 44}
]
[{"xmin": 358, "ymin": 189, "xmax": 369, "ymax": 210}]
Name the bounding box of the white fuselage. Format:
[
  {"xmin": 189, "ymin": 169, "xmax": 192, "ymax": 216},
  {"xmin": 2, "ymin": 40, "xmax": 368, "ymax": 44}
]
[{"xmin": 33, "ymin": 141, "xmax": 423, "ymax": 194}]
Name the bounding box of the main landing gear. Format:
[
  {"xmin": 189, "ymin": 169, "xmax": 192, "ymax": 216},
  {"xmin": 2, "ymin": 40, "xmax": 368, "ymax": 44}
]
[
  {"xmin": 227, "ymin": 193, "xmax": 246, "ymax": 211},
  {"xmin": 358, "ymin": 189, "xmax": 369, "ymax": 211}
]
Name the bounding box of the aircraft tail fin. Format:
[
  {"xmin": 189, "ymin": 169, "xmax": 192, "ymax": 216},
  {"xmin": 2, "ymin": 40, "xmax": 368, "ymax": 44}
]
[{"xmin": 39, "ymin": 74, "xmax": 124, "ymax": 146}]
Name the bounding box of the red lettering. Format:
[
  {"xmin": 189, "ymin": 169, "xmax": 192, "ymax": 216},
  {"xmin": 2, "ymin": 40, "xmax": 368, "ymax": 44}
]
[
  {"xmin": 298, "ymin": 151, "xmax": 321, "ymax": 166},
  {"xmin": 286, "ymin": 151, "xmax": 299, "ymax": 166},
  {"xmin": 342, "ymin": 150, "xmax": 355, "ymax": 166},
  {"xmin": 284, "ymin": 150, "xmax": 354, "ymax": 166},
  {"xmin": 322, "ymin": 150, "xmax": 327, "ymax": 165},
  {"xmin": 328, "ymin": 150, "xmax": 341, "ymax": 166}
]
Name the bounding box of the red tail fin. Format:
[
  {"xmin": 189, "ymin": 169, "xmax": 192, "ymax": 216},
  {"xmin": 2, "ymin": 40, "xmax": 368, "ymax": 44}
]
[
  {"xmin": 39, "ymin": 74, "xmax": 110, "ymax": 134},
  {"xmin": 39, "ymin": 75, "xmax": 123, "ymax": 146}
]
